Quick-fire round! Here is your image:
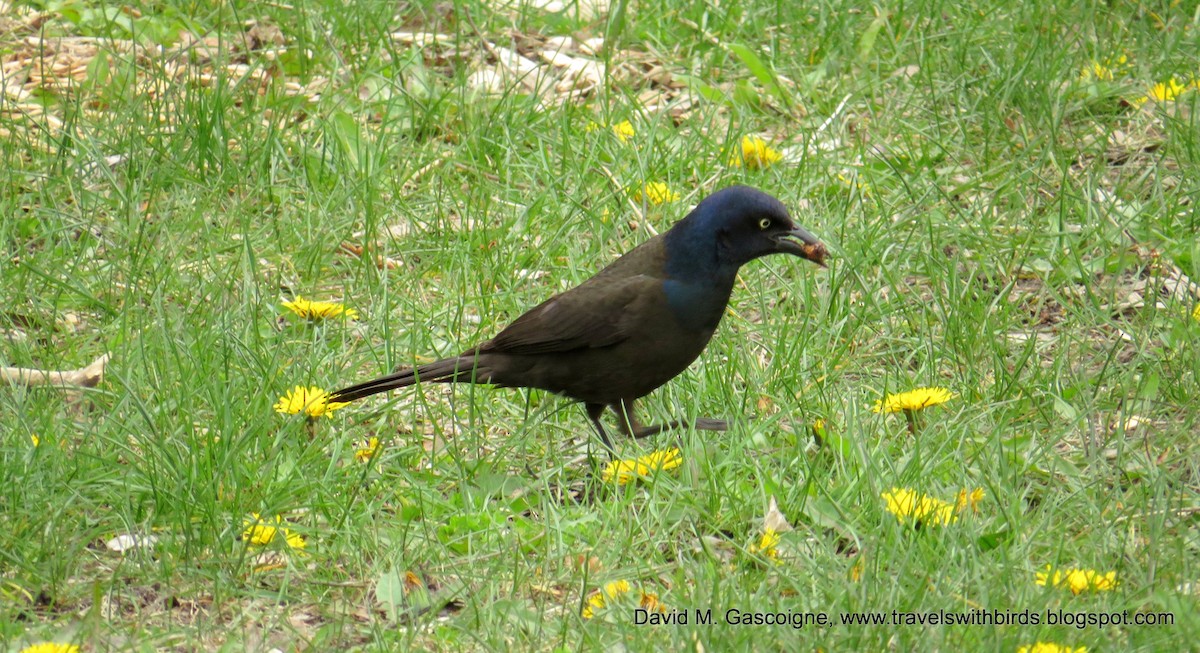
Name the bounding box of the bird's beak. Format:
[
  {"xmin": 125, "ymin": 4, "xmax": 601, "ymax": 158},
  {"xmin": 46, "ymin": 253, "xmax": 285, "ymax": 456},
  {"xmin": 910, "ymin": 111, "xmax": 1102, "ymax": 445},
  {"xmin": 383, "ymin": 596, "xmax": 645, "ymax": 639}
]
[{"xmin": 774, "ymin": 226, "xmax": 828, "ymax": 267}]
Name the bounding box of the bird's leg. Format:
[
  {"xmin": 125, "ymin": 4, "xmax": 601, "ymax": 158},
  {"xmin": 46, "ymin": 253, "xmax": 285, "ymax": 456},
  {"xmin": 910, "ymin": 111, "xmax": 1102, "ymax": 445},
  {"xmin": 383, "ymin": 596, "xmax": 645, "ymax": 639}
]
[
  {"xmin": 585, "ymin": 402, "xmax": 617, "ymax": 456},
  {"xmin": 613, "ymin": 399, "xmax": 648, "ymax": 438},
  {"xmin": 615, "ymin": 399, "xmax": 728, "ymax": 438},
  {"xmin": 693, "ymin": 417, "xmax": 729, "ymax": 432}
]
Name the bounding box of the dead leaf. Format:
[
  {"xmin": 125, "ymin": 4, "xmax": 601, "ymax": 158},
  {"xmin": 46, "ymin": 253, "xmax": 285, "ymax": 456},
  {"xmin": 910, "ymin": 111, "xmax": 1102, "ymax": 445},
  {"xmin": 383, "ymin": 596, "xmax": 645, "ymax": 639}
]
[
  {"xmin": 106, "ymin": 533, "xmax": 159, "ymax": 553},
  {"xmin": 763, "ymin": 496, "xmax": 793, "ymax": 534}
]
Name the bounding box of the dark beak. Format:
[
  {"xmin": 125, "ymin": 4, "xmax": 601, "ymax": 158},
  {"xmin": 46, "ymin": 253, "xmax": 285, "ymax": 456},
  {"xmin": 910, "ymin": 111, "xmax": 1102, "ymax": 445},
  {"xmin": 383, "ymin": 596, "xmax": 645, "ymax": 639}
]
[{"xmin": 773, "ymin": 226, "xmax": 828, "ymax": 267}]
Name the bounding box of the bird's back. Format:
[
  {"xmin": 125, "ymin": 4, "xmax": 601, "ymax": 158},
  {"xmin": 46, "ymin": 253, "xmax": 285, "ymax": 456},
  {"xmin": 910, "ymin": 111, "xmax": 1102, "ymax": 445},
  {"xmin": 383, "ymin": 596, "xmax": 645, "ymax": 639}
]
[{"xmin": 472, "ymin": 230, "xmax": 724, "ymax": 404}]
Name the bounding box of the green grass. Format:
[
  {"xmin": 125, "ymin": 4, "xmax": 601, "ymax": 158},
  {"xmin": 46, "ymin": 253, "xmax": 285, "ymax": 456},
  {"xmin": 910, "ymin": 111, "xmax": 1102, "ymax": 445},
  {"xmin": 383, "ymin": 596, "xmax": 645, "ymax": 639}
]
[{"xmin": 2, "ymin": 0, "xmax": 1199, "ymax": 650}]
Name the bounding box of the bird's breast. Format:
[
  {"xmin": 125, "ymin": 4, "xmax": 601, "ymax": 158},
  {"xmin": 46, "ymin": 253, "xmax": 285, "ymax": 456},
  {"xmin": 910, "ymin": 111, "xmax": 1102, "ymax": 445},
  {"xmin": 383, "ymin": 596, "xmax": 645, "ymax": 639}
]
[{"xmin": 661, "ymin": 278, "xmax": 735, "ymax": 333}]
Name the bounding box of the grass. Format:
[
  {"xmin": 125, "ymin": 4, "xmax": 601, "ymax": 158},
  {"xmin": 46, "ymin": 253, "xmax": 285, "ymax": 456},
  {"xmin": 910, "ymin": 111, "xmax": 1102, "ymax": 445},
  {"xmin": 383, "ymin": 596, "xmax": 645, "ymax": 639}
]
[{"xmin": 2, "ymin": 0, "xmax": 1198, "ymax": 650}]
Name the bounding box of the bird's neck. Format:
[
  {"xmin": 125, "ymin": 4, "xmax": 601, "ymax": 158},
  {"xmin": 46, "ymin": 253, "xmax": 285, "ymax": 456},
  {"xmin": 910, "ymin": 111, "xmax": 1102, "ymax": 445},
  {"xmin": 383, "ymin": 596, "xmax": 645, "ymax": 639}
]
[
  {"xmin": 662, "ymin": 222, "xmax": 741, "ymax": 282},
  {"xmin": 660, "ymin": 228, "xmax": 739, "ymax": 332}
]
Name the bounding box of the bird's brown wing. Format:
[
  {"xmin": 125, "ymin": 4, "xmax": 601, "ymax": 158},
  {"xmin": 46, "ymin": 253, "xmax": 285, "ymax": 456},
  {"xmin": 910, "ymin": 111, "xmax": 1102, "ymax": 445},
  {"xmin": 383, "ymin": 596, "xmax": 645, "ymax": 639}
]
[{"xmin": 481, "ymin": 274, "xmax": 660, "ymax": 355}]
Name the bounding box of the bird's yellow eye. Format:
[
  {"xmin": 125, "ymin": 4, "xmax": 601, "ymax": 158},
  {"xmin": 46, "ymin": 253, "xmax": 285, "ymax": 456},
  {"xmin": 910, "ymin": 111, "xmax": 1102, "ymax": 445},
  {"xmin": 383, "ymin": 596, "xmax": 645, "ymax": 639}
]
[{"xmin": 758, "ymin": 218, "xmax": 772, "ymax": 230}]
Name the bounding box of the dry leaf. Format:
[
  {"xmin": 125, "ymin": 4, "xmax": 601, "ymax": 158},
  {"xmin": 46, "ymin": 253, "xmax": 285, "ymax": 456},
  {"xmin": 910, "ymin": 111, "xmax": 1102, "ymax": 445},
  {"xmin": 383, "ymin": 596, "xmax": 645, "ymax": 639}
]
[
  {"xmin": 763, "ymin": 496, "xmax": 793, "ymax": 533},
  {"xmin": 106, "ymin": 533, "xmax": 159, "ymax": 553}
]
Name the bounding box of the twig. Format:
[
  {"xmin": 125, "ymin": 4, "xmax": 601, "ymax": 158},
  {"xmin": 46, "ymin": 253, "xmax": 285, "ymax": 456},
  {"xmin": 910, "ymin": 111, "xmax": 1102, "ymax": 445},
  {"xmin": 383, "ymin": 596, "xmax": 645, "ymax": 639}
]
[
  {"xmin": 402, "ymin": 150, "xmax": 454, "ymax": 192},
  {"xmin": 815, "ymin": 93, "xmax": 852, "ymax": 137},
  {"xmin": 1, "ymin": 353, "xmax": 110, "ymax": 388}
]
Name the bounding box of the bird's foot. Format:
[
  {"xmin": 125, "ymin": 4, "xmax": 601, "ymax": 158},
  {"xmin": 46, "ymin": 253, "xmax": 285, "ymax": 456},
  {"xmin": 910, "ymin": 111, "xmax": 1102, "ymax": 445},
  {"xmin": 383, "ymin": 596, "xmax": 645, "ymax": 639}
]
[{"xmin": 628, "ymin": 417, "xmax": 728, "ymax": 438}]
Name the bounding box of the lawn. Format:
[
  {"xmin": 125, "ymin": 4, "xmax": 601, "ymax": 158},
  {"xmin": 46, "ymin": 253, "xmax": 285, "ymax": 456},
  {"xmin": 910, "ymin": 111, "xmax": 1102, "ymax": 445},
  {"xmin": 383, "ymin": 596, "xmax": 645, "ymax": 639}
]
[{"xmin": 2, "ymin": 0, "xmax": 1198, "ymax": 650}]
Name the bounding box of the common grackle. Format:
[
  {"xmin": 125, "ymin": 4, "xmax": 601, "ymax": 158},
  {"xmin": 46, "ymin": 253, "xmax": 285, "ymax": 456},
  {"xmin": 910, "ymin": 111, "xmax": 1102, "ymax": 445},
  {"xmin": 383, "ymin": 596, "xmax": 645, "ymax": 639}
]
[{"xmin": 330, "ymin": 185, "xmax": 826, "ymax": 452}]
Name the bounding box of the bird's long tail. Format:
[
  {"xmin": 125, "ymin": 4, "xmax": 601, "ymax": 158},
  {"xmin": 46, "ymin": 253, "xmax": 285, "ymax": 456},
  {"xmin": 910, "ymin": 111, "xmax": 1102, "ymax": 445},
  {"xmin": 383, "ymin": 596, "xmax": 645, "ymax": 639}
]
[{"xmin": 328, "ymin": 354, "xmax": 482, "ymax": 403}]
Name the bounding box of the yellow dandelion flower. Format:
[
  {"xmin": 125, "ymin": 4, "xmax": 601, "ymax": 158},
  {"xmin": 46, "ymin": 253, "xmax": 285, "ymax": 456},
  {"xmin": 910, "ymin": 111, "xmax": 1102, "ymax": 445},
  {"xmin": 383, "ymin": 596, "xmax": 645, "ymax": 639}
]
[
  {"xmin": 30, "ymin": 434, "xmax": 40, "ymax": 447},
  {"xmin": 1192, "ymin": 303, "xmax": 1200, "ymax": 321},
  {"xmin": 242, "ymin": 512, "xmax": 284, "ymax": 546},
  {"xmin": 956, "ymin": 487, "xmax": 985, "ymax": 513},
  {"xmin": 639, "ymin": 591, "xmax": 667, "ymax": 613},
  {"xmin": 582, "ymin": 579, "xmax": 632, "ymax": 618},
  {"xmin": 1149, "ymin": 78, "xmax": 1189, "ymax": 102},
  {"xmin": 19, "ymin": 644, "xmax": 81, "ymax": 653},
  {"xmin": 355, "ymin": 437, "xmax": 381, "ymax": 462},
  {"xmin": 284, "ymin": 529, "xmax": 307, "ymax": 551},
  {"xmin": 281, "ymin": 296, "xmax": 360, "ymax": 321},
  {"xmin": 1134, "ymin": 77, "xmax": 1191, "ymax": 106},
  {"xmin": 1016, "ymin": 644, "xmax": 1088, "ymax": 653},
  {"xmin": 1035, "ymin": 565, "xmax": 1118, "ymax": 594},
  {"xmin": 274, "ymin": 386, "xmax": 348, "ymax": 418},
  {"xmin": 587, "ymin": 120, "xmax": 635, "ymax": 143},
  {"xmin": 1081, "ymin": 54, "xmax": 1128, "ymax": 82},
  {"xmin": 811, "ymin": 418, "xmax": 827, "ymax": 444},
  {"xmin": 612, "ymin": 120, "xmax": 635, "ymax": 143},
  {"xmin": 1085, "ymin": 62, "xmax": 1115, "ymax": 81},
  {"xmin": 728, "ymin": 135, "xmax": 783, "ymax": 169},
  {"xmin": 849, "ymin": 556, "xmax": 865, "ymax": 582},
  {"xmin": 872, "ymin": 387, "xmax": 955, "ymax": 414},
  {"xmin": 601, "ymin": 447, "xmax": 683, "ymax": 485},
  {"xmin": 881, "ymin": 487, "xmax": 957, "ymax": 526},
  {"xmin": 633, "ymin": 182, "xmax": 680, "ymax": 205},
  {"xmin": 836, "ymin": 172, "xmax": 870, "ymax": 195},
  {"xmin": 242, "ymin": 513, "xmax": 306, "ymax": 550},
  {"xmin": 748, "ymin": 527, "xmax": 781, "ymax": 559}
]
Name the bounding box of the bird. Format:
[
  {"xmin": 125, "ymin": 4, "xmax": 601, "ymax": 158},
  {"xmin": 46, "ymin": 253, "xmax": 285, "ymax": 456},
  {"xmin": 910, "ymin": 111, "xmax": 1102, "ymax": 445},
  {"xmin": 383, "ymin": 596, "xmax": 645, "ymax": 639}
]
[{"xmin": 329, "ymin": 185, "xmax": 827, "ymax": 453}]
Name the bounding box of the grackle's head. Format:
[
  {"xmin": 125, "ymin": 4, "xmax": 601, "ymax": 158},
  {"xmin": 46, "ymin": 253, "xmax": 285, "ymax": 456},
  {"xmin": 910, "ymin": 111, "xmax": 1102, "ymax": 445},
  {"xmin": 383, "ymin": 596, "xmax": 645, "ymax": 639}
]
[{"xmin": 684, "ymin": 185, "xmax": 827, "ymax": 269}]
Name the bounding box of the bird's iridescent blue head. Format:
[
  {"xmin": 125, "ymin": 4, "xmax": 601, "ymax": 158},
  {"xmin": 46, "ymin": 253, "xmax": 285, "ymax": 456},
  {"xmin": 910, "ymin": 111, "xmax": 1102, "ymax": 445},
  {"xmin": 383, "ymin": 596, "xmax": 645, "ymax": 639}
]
[{"xmin": 665, "ymin": 185, "xmax": 827, "ymax": 277}]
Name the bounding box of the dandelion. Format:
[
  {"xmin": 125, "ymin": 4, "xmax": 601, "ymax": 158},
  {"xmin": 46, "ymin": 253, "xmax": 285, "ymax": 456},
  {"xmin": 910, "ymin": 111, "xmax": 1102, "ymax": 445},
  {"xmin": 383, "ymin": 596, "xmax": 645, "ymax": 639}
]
[
  {"xmin": 1134, "ymin": 77, "xmax": 1191, "ymax": 106},
  {"xmin": 242, "ymin": 513, "xmax": 282, "ymax": 546},
  {"xmin": 355, "ymin": 437, "xmax": 381, "ymax": 462},
  {"xmin": 632, "ymin": 182, "xmax": 680, "ymax": 205},
  {"xmin": 1085, "ymin": 62, "xmax": 1114, "ymax": 81},
  {"xmin": 872, "ymin": 387, "xmax": 955, "ymax": 414},
  {"xmin": 19, "ymin": 644, "xmax": 80, "ymax": 653},
  {"xmin": 1148, "ymin": 78, "xmax": 1189, "ymax": 102},
  {"xmin": 849, "ymin": 556, "xmax": 865, "ymax": 582},
  {"xmin": 728, "ymin": 135, "xmax": 783, "ymax": 169},
  {"xmin": 881, "ymin": 487, "xmax": 958, "ymax": 527},
  {"xmin": 748, "ymin": 495, "xmax": 790, "ymax": 561},
  {"xmin": 587, "ymin": 120, "xmax": 635, "ymax": 143},
  {"xmin": 872, "ymin": 386, "xmax": 955, "ymax": 434},
  {"xmin": 1192, "ymin": 303, "xmax": 1200, "ymax": 322},
  {"xmin": 281, "ymin": 296, "xmax": 359, "ymax": 321},
  {"xmin": 748, "ymin": 528, "xmax": 781, "ymax": 560},
  {"xmin": 1080, "ymin": 54, "xmax": 1128, "ymax": 81},
  {"xmin": 811, "ymin": 418, "xmax": 826, "ymax": 441},
  {"xmin": 274, "ymin": 386, "xmax": 348, "ymax": 418},
  {"xmin": 639, "ymin": 591, "xmax": 667, "ymax": 613},
  {"xmin": 601, "ymin": 447, "xmax": 682, "ymax": 485},
  {"xmin": 1036, "ymin": 565, "xmax": 1118, "ymax": 594},
  {"xmin": 30, "ymin": 434, "xmax": 40, "ymax": 447},
  {"xmin": 956, "ymin": 487, "xmax": 985, "ymax": 513},
  {"xmin": 581, "ymin": 580, "xmax": 631, "ymax": 618},
  {"xmin": 242, "ymin": 513, "xmax": 307, "ymax": 551},
  {"xmin": 836, "ymin": 172, "xmax": 870, "ymax": 196},
  {"xmin": 612, "ymin": 120, "xmax": 635, "ymax": 142},
  {"xmin": 1016, "ymin": 644, "xmax": 1088, "ymax": 653},
  {"xmin": 283, "ymin": 530, "xmax": 307, "ymax": 550}
]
